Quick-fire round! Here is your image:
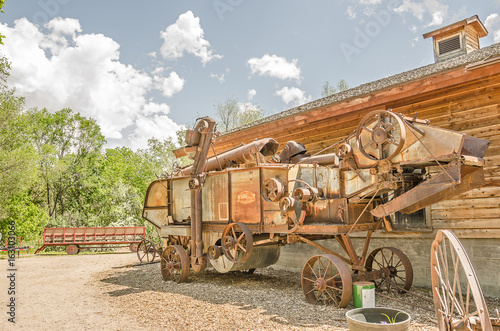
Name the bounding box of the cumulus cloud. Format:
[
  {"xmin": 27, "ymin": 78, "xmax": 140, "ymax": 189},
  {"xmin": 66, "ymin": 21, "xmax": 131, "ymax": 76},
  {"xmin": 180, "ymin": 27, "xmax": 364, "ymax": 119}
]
[
  {"xmin": 160, "ymin": 11, "xmax": 222, "ymax": 65},
  {"xmin": 247, "ymin": 54, "xmax": 302, "ymax": 82},
  {"xmin": 0, "ymin": 17, "xmax": 182, "ymax": 148},
  {"xmin": 393, "ymin": 0, "xmax": 448, "ymax": 27},
  {"xmin": 275, "ymin": 86, "xmax": 311, "ymax": 106},
  {"xmin": 129, "ymin": 114, "xmax": 181, "ymax": 150},
  {"xmin": 153, "ymin": 72, "xmax": 185, "ymax": 97},
  {"xmin": 486, "ymin": 13, "xmax": 500, "ymax": 43},
  {"xmin": 247, "ymin": 89, "xmax": 256, "ymax": 100}
]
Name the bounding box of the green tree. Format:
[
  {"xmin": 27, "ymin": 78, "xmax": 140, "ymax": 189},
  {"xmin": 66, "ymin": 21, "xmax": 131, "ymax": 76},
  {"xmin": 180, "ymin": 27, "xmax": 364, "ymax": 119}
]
[
  {"xmin": 27, "ymin": 108, "xmax": 106, "ymax": 224},
  {"xmin": 321, "ymin": 79, "xmax": 350, "ymax": 97},
  {"xmin": 0, "ymin": 58, "xmax": 38, "ymax": 220},
  {"xmin": 0, "ymin": 0, "xmax": 6, "ymax": 45},
  {"xmin": 214, "ymin": 97, "xmax": 264, "ymax": 132}
]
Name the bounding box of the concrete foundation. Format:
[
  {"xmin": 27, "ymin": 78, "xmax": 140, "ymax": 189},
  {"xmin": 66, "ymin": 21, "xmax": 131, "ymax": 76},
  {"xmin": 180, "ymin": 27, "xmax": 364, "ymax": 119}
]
[{"xmin": 273, "ymin": 237, "xmax": 500, "ymax": 298}]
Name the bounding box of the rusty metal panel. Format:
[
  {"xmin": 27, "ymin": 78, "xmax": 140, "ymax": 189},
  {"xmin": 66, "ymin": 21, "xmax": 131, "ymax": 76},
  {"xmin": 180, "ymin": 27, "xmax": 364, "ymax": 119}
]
[
  {"xmin": 342, "ymin": 169, "xmax": 377, "ymax": 197},
  {"xmin": 202, "ymin": 172, "xmax": 229, "ymax": 222},
  {"xmin": 172, "ymin": 177, "xmax": 191, "ymax": 222},
  {"xmin": 346, "ymin": 203, "xmax": 373, "ymax": 224},
  {"xmin": 230, "ymin": 168, "xmax": 260, "ymax": 224},
  {"xmin": 261, "ymin": 167, "xmax": 288, "ymax": 226}
]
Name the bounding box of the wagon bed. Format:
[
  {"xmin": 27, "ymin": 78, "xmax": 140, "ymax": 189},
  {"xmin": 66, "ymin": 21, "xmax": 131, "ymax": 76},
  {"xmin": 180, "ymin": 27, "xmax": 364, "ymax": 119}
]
[{"xmin": 35, "ymin": 226, "xmax": 145, "ymax": 254}]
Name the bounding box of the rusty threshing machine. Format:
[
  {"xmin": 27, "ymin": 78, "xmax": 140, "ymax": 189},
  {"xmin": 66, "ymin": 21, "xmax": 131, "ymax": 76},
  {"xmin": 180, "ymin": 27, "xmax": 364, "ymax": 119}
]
[{"xmin": 142, "ymin": 110, "xmax": 489, "ymax": 307}]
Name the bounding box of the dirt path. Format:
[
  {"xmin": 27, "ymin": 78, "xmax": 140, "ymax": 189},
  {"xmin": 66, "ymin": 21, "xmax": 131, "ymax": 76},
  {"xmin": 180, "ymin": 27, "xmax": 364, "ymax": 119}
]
[
  {"xmin": 0, "ymin": 252, "xmax": 442, "ymax": 330},
  {"xmin": 0, "ymin": 252, "xmax": 142, "ymax": 330}
]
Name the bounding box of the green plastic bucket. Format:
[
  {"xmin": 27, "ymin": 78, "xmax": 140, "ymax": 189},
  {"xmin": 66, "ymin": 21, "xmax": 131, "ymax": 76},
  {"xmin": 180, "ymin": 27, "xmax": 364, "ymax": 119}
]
[{"xmin": 352, "ymin": 281, "xmax": 375, "ymax": 308}]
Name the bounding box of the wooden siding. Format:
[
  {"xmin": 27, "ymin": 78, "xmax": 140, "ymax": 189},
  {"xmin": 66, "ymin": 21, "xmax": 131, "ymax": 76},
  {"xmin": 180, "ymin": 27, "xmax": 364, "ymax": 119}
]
[{"xmin": 215, "ymin": 61, "xmax": 500, "ymax": 238}]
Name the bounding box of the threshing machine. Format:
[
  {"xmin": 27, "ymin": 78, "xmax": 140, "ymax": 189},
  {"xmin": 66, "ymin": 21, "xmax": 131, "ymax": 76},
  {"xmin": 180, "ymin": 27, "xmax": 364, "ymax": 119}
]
[{"xmin": 142, "ymin": 109, "xmax": 489, "ymax": 307}]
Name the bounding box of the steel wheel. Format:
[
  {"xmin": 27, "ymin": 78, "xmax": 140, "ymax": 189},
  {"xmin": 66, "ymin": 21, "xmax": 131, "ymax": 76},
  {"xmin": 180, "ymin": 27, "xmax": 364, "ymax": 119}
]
[
  {"xmin": 365, "ymin": 247, "xmax": 413, "ymax": 293},
  {"xmin": 431, "ymin": 230, "xmax": 493, "ymax": 331},
  {"xmin": 301, "ymin": 254, "xmax": 352, "ymax": 307},
  {"xmin": 160, "ymin": 245, "xmax": 190, "ymax": 283},
  {"xmin": 221, "ymin": 222, "xmax": 253, "ymax": 263},
  {"xmin": 66, "ymin": 244, "xmax": 79, "ymax": 255},
  {"xmin": 137, "ymin": 239, "xmax": 156, "ymax": 263},
  {"xmin": 356, "ymin": 110, "xmax": 406, "ymax": 161},
  {"xmin": 262, "ymin": 178, "xmax": 285, "ymax": 202}
]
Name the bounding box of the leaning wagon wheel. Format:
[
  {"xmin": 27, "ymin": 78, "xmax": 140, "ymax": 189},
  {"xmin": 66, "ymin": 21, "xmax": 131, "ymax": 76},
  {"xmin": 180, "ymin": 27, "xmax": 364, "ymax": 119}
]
[
  {"xmin": 301, "ymin": 254, "xmax": 352, "ymax": 307},
  {"xmin": 160, "ymin": 245, "xmax": 190, "ymax": 283},
  {"xmin": 66, "ymin": 244, "xmax": 80, "ymax": 255},
  {"xmin": 431, "ymin": 230, "xmax": 493, "ymax": 331},
  {"xmin": 221, "ymin": 222, "xmax": 253, "ymax": 263},
  {"xmin": 356, "ymin": 110, "xmax": 406, "ymax": 161},
  {"xmin": 137, "ymin": 239, "xmax": 156, "ymax": 263},
  {"xmin": 365, "ymin": 247, "xmax": 413, "ymax": 293}
]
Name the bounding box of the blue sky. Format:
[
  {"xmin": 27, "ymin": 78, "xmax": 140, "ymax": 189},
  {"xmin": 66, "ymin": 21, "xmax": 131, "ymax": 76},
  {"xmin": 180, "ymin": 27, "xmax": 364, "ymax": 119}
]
[{"xmin": 1, "ymin": 0, "xmax": 499, "ymax": 149}]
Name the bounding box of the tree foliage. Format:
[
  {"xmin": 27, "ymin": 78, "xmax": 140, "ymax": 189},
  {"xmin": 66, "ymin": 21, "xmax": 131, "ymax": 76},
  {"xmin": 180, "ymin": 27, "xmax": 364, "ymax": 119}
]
[
  {"xmin": 321, "ymin": 79, "xmax": 350, "ymax": 97},
  {"xmin": 214, "ymin": 97, "xmax": 264, "ymax": 132}
]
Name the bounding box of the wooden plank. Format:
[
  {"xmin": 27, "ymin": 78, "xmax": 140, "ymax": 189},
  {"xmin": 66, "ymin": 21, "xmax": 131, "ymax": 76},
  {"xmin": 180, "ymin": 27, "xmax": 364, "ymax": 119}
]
[
  {"xmin": 451, "ymin": 186, "xmax": 500, "ymax": 199},
  {"xmin": 432, "ymin": 208, "xmax": 500, "ymax": 219},
  {"xmin": 433, "ymin": 218, "xmax": 500, "ymax": 229},
  {"xmin": 432, "ymin": 197, "xmax": 500, "ymax": 210}
]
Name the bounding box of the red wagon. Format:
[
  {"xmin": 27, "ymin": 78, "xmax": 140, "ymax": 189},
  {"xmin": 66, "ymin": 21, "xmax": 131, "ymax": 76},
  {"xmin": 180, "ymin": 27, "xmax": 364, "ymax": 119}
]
[{"xmin": 34, "ymin": 226, "xmax": 146, "ymax": 255}]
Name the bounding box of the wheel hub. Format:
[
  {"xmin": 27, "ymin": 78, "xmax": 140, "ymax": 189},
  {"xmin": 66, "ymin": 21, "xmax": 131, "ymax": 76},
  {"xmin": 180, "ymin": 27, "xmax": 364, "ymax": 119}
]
[
  {"xmin": 314, "ymin": 278, "xmax": 327, "ymax": 292},
  {"xmin": 372, "ymin": 127, "xmax": 387, "ymax": 144},
  {"xmin": 167, "ymin": 261, "xmax": 175, "ymax": 271},
  {"xmin": 223, "ymin": 236, "xmax": 236, "ymax": 250}
]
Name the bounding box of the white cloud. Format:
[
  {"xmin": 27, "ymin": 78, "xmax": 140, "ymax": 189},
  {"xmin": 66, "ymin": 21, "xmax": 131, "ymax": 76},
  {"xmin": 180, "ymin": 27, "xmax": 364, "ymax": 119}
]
[
  {"xmin": 160, "ymin": 10, "xmax": 222, "ymax": 65},
  {"xmin": 393, "ymin": 0, "xmax": 448, "ymax": 27},
  {"xmin": 0, "ymin": 17, "xmax": 182, "ymax": 149},
  {"xmin": 153, "ymin": 72, "xmax": 184, "ymax": 97},
  {"xmin": 130, "ymin": 114, "xmax": 181, "ymax": 150},
  {"xmin": 248, "ymin": 54, "xmax": 302, "ymax": 82},
  {"xmin": 247, "ymin": 89, "xmax": 256, "ymax": 100},
  {"xmin": 346, "ymin": 6, "xmax": 357, "ymax": 20},
  {"xmin": 275, "ymin": 86, "xmax": 311, "ymax": 106},
  {"xmin": 394, "ymin": 0, "xmax": 425, "ymax": 20},
  {"xmin": 210, "ymin": 72, "xmax": 225, "ymax": 83},
  {"xmin": 486, "ymin": 13, "xmax": 500, "ymax": 43}
]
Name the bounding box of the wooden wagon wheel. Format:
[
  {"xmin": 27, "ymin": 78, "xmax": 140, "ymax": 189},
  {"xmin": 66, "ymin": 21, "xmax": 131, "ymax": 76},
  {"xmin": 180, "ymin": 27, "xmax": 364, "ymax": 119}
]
[
  {"xmin": 301, "ymin": 254, "xmax": 352, "ymax": 307},
  {"xmin": 365, "ymin": 247, "xmax": 413, "ymax": 293},
  {"xmin": 137, "ymin": 239, "xmax": 156, "ymax": 263},
  {"xmin": 431, "ymin": 230, "xmax": 493, "ymax": 331},
  {"xmin": 356, "ymin": 110, "xmax": 406, "ymax": 161},
  {"xmin": 221, "ymin": 222, "xmax": 253, "ymax": 263},
  {"xmin": 160, "ymin": 245, "xmax": 190, "ymax": 283},
  {"xmin": 66, "ymin": 244, "xmax": 79, "ymax": 255}
]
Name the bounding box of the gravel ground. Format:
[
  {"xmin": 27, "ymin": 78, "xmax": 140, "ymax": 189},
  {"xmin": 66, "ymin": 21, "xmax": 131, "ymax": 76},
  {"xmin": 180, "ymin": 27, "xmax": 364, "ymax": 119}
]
[{"xmin": 97, "ymin": 261, "xmax": 441, "ymax": 330}]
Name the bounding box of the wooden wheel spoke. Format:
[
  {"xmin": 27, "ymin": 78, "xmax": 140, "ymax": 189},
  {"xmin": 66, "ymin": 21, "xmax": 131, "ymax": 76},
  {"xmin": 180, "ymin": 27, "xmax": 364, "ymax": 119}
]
[{"xmin": 237, "ymin": 243, "xmax": 246, "ymax": 252}]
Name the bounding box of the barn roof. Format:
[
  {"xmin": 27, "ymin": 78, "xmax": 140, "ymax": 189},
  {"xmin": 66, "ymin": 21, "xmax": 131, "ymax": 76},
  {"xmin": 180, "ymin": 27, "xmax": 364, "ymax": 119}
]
[{"xmin": 223, "ymin": 42, "xmax": 500, "ymax": 136}]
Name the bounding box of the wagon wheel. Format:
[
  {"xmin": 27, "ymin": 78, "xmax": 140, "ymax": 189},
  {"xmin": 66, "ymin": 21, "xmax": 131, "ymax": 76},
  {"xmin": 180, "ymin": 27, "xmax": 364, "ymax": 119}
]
[
  {"xmin": 66, "ymin": 244, "xmax": 79, "ymax": 255},
  {"xmin": 160, "ymin": 245, "xmax": 190, "ymax": 283},
  {"xmin": 137, "ymin": 239, "xmax": 156, "ymax": 263},
  {"xmin": 301, "ymin": 254, "xmax": 352, "ymax": 307},
  {"xmin": 365, "ymin": 247, "xmax": 413, "ymax": 293},
  {"xmin": 356, "ymin": 110, "xmax": 406, "ymax": 161},
  {"xmin": 221, "ymin": 222, "xmax": 253, "ymax": 263},
  {"xmin": 431, "ymin": 230, "xmax": 493, "ymax": 331},
  {"xmin": 129, "ymin": 242, "xmax": 139, "ymax": 252}
]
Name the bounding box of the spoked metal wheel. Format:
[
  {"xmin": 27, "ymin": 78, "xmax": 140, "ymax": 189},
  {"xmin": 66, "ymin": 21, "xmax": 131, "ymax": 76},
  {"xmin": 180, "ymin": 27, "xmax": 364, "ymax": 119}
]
[
  {"xmin": 137, "ymin": 239, "xmax": 156, "ymax": 263},
  {"xmin": 356, "ymin": 110, "xmax": 406, "ymax": 161},
  {"xmin": 160, "ymin": 245, "xmax": 190, "ymax": 283},
  {"xmin": 301, "ymin": 254, "xmax": 352, "ymax": 307},
  {"xmin": 431, "ymin": 230, "xmax": 493, "ymax": 331},
  {"xmin": 365, "ymin": 247, "xmax": 413, "ymax": 293},
  {"xmin": 221, "ymin": 222, "xmax": 253, "ymax": 263}
]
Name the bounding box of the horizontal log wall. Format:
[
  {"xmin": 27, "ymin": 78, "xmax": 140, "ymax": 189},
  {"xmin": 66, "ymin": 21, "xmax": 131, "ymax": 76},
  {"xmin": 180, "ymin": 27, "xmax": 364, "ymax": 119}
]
[{"xmin": 215, "ymin": 63, "xmax": 500, "ymax": 238}]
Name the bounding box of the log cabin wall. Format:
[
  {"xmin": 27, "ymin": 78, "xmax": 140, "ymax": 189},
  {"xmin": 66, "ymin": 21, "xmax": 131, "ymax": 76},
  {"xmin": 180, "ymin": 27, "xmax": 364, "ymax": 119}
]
[{"xmin": 213, "ymin": 43, "xmax": 500, "ymax": 294}]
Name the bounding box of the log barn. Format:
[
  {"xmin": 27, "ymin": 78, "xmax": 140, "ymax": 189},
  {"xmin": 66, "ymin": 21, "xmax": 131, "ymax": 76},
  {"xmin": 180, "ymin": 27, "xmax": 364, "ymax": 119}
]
[{"xmin": 212, "ymin": 16, "xmax": 500, "ymax": 296}]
